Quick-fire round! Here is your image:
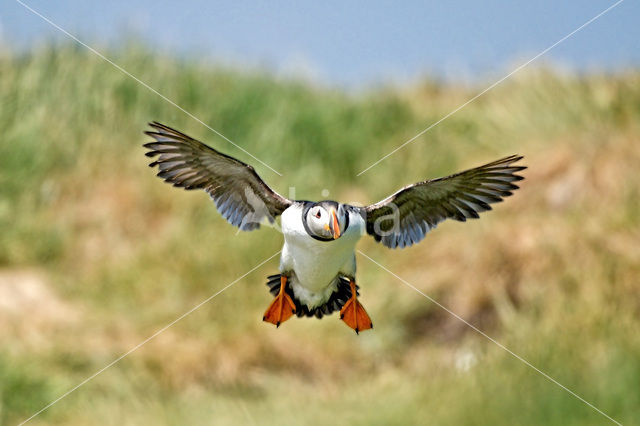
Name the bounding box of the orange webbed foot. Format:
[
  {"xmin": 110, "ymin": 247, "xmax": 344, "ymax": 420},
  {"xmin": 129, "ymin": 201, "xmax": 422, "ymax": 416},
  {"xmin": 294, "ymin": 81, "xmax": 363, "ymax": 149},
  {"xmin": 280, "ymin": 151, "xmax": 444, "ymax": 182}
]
[
  {"xmin": 263, "ymin": 276, "xmax": 296, "ymax": 327},
  {"xmin": 339, "ymin": 279, "xmax": 373, "ymax": 334}
]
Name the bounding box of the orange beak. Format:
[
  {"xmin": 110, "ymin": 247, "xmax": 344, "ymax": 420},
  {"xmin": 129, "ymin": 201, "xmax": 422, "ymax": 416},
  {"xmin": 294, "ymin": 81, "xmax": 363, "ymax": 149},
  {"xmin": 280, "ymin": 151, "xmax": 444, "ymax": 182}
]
[{"xmin": 330, "ymin": 208, "xmax": 341, "ymax": 239}]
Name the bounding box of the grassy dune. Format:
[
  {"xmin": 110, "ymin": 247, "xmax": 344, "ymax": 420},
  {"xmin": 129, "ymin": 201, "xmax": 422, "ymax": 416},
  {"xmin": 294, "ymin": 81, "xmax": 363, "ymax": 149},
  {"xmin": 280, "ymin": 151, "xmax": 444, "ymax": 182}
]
[{"xmin": 1, "ymin": 45, "xmax": 639, "ymax": 425}]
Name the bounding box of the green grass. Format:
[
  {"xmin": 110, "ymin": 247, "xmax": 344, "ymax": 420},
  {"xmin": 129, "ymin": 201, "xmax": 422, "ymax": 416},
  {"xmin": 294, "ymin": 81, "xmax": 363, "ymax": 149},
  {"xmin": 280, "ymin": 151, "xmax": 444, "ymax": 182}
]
[{"xmin": 1, "ymin": 44, "xmax": 639, "ymax": 425}]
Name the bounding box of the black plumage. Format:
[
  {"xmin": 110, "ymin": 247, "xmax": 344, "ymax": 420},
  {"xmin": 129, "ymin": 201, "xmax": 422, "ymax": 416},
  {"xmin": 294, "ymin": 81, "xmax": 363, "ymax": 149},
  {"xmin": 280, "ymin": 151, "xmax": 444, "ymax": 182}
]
[
  {"xmin": 144, "ymin": 122, "xmax": 292, "ymax": 231},
  {"xmin": 360, "ymin": 155, "xmax": 526, "ymax": 249},
  {"xmin": 265, "ymin": 274, "xmax": 359, "ymax": 319}
]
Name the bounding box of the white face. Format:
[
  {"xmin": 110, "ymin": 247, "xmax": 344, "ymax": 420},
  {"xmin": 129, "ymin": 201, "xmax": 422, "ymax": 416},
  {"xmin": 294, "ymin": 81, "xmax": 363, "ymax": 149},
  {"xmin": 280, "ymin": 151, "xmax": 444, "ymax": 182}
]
[{"xmin": 305, "ymin": 204, "xmax": 346, "ymax": 240}]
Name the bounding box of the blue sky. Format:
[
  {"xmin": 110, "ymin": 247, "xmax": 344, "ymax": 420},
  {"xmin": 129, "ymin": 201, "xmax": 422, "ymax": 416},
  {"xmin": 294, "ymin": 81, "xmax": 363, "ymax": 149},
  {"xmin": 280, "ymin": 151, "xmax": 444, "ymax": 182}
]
[{"xmin": 1, "ymin": 1, "xmax": 638, "ymax": 86}]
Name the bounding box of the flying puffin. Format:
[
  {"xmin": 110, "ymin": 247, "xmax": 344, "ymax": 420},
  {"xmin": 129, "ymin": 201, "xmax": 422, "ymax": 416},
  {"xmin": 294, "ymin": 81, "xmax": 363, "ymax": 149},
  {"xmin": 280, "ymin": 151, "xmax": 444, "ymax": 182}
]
[{"xmin": 144, "ymin": 122, "xmax": 525, "ymax": 334}]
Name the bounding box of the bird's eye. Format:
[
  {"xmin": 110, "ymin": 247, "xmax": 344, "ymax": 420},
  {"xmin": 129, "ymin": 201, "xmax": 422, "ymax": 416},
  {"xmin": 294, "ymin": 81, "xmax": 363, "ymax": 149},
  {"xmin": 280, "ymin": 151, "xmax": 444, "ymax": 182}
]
[{"xmin": 315, "ymin": 210, "xmax": 322, "ymax": 219}]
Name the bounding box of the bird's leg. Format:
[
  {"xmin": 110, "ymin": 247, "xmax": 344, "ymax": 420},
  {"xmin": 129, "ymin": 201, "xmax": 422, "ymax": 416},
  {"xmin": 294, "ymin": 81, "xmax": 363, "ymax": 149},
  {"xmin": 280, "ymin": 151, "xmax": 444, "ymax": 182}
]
[
  {"xmin": 263, "ymin": 275, "xmax": 296, "ymax": 328},
  {"xmin": 340, "ymin": 278, "xmax": 373, "ymax": 334}
]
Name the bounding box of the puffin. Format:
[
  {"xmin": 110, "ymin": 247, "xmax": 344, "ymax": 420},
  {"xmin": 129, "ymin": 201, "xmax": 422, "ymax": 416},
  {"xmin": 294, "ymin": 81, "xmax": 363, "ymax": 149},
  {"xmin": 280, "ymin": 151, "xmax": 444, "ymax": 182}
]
[{"xmin": 144, "ymin": 122, "xmax": 525, "ymax": 333}]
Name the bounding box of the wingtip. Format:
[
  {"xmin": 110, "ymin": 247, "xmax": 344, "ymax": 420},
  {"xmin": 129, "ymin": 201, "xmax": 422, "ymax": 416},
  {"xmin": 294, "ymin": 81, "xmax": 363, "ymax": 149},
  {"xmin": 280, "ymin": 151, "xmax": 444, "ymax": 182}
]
[
  {"xmin": 147, "ymin": 121, "xmax": 160, "ymax": 131},
  {"xmin": 147, "ymin": 121, "xmax": 171, "ymax": 134},
  {"xmin": 144, "ymin": 122, "xmax": 170, "ymax": 142},
  {"xmin": 505, "ymin": 154, "xmax": 524, "ymax": 163}
]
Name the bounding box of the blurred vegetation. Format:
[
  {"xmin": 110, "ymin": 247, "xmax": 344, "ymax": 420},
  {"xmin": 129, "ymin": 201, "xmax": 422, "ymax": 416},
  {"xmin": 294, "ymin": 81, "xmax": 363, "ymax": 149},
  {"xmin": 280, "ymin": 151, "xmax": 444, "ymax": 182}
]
[{"xmin": 0, "ymin": 44, "xmax": 639, "ymax": 425}]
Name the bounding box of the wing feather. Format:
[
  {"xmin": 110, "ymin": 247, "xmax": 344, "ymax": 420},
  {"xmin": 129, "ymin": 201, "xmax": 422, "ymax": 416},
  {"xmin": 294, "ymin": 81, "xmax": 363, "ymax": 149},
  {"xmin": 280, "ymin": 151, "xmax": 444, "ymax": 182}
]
[
  {"xmin": 361, "ymin": 155, "xmax": 526, "ymax": 248},
  {"xmin": 144, "ymin": 122, "xmax": 292, "ymax": 230}
]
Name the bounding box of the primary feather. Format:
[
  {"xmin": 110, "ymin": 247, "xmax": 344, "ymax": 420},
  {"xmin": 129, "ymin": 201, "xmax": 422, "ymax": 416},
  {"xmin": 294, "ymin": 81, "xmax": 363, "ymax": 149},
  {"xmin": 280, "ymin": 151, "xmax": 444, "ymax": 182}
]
[
  {"xmin": 144, "ymin": 122, "xmax": 292, "ymax": 230},
  {"xmin": 361, "ymin": 155, "xmax": 526, "ymax": 248}
]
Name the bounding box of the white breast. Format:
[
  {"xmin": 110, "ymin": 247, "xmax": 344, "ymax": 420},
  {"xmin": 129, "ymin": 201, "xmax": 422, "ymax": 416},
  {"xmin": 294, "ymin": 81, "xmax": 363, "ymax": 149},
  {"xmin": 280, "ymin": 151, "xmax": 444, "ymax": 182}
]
[{"xmin": 279, "ymin": 204, "xmax": 364, "ymax": 308}]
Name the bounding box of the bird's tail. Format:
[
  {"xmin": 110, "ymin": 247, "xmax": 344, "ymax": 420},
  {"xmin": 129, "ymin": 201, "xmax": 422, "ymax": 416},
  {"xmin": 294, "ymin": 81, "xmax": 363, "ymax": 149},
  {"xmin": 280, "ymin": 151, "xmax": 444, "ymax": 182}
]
[{"xmin": 265, "ymin": 274, "xmax": 359, "ymax": 319}]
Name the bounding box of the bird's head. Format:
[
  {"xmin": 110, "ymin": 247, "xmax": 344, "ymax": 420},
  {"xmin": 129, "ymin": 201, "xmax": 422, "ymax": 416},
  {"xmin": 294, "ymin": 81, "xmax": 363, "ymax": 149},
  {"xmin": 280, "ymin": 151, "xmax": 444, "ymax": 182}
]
[{"xmin": 303, "ymin": 201, "xmax": 349, "ymax": 241}]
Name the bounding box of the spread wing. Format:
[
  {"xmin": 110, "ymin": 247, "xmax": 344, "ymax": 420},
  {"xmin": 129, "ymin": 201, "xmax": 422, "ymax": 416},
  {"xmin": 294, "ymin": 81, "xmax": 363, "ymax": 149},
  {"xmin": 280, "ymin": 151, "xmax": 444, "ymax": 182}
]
[
  {"xmin": 361, "ymin": 155, "xmax": 525, "ymax": 248},
  {"xmin": 144, "ymin": 122, "xmax": 292, "ymax": 230}
]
